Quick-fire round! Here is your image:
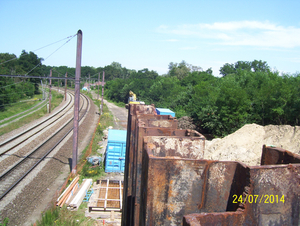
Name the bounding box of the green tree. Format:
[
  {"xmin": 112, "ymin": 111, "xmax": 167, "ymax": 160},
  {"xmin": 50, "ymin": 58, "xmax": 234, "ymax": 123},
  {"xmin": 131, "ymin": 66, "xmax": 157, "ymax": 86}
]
[{"xmin": 18, "ymin": 50, "xmax": 43, "ymax": 94}]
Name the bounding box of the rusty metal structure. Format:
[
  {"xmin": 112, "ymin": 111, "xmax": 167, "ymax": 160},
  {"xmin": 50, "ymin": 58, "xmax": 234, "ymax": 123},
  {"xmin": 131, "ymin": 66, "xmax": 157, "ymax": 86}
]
[{"xmin": 122, "ymin": 104, "xmax": 300, "ymax": 226}]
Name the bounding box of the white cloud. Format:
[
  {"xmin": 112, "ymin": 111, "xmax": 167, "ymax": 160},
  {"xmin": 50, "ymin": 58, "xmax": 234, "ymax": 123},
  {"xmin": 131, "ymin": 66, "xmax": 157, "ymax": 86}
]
[{"xmin": 157, "ymin": 21, "xmax": 300, "ymax": 48}]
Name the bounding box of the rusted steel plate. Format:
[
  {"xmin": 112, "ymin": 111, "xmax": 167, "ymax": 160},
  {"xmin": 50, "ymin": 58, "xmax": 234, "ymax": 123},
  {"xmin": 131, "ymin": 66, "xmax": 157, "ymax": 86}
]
[
  {"xmin": 122, "ymin": 104, "xmax": 156, "ymax": 226},
  {"xmin": 201, "ymin": 161, "xmax": 250, "ymax": 213},
  {"xmin": 132, "ymin": 128, "xmax": 187, "ymax": 225},
  {"xmin": 261, "ymin": 145, "xmax": 300, "ymax": 165},
  {"xmin": 122, "ymin": 104, "xmax": 179, "ymax": 226},
  {"xmin": 123, "ymin": 105, "xmax": 300, "ymax": 226},
  {"xmin": 135, "ymin": 104, "xmax": 157, "ymax": 115},
  {"xmin": 182, "ymin": 147, "xmax": 300, "ymax": 226},
  {"xmin": 139, "ymin": 137, "xmax": 210, "ymax": 226},
  {"xmin": 248, "ymin": 164, "xmax": 300, "ymax": 226},
  {"xmin": 144, "ymin": 136, "xmax": 204, "ymax": 159},
  {"xmin": 137, "ymin": 114, "xmax": 178, "ymax": 129},
  {"xmin": 183, "ymin": 212, "xmax": 245, "ymax": 226}
]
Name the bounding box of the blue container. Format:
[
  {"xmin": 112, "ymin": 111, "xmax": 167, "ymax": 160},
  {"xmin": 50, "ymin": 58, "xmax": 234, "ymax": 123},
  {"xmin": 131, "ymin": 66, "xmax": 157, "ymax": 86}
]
[
  {"xmin": 105, "ymin": 129, "xmax": 127, "ymax": 173},
  {"xmin": 156, "ymin": 108, "xmax": 175, "ymax": 117}
]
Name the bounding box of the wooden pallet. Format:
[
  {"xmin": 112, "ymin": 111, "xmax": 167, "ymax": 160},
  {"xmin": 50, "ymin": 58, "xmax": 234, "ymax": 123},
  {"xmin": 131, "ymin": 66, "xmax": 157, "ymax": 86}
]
[{"xmin": 88, "ymin": 179, "xmax": 123, "ymax": 212}]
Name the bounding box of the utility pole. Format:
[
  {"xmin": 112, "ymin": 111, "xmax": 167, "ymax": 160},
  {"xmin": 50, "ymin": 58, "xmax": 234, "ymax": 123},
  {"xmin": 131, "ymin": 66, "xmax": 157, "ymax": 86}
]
[
  {"xmin": 101, "ymin": 71, "xmax": 105, "ymax": 115},
  {"xmin": 58, "ymin": 72, "xmax": 60, "ymax": 92},
  {"xmin": 65, "ymin": 72, "xmax": 67, "ymax": 101},
  {"xmin": 97, "ymin": 72, "xmax": 100, "ymax": 100},
  {"xmin": 49, "ymin": 69, "xmax": 52, "ymax": 113},
  {"xmin": 88, "ymin": 73, "xmax": 90, "ymax": 94},
  {"xmin": 41, "ymin": 80, "xmax": 45, "ymax": 100},
  {"xmin": 72, "ymin": 30, "xmax": 82, "ymax": 175}
]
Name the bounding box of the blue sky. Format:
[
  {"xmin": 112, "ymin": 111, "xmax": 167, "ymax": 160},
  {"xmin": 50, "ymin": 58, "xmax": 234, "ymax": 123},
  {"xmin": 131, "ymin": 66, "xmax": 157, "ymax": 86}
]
[{"xmin": 1, "ymin": 0, "xmax": 300, "ymax": 76}]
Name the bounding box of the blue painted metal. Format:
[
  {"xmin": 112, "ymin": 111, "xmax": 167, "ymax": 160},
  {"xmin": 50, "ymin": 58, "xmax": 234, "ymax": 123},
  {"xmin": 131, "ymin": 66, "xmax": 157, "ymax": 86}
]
[
  {"xmin": 156, "ymin": 108, "xmax": 175, "ymax": 117},
  {"xmin": 83, "ymin": 188, "xmax": 94, "ymax": 202},
  {"xmin": 105, "ymin": 130, "xmax": 127, "ymax": 172}
]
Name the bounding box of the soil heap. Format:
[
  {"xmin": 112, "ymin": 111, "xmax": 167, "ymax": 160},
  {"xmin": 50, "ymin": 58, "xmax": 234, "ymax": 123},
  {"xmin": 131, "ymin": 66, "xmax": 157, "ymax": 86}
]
[{"xmin": 204, "ymin": 123, "xmax": 300, "ymax": 166}]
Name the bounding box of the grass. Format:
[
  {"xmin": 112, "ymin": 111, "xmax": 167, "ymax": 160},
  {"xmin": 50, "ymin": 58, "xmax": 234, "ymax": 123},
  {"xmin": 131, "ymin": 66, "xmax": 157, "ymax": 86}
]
[
  {"xmin": 77, "ymin": 92, "xmax": 114, "ymax": 182},
  {"xmin": 0, "ymin": 90, "xmax": 64, "ymax": 136},
  {"xmin": 0, "ymin": 93, "xmax": 44, "ymax": 122},
  {"xmin": 34, "ymin": 204, "xmax": 95, "ymax": 226}
]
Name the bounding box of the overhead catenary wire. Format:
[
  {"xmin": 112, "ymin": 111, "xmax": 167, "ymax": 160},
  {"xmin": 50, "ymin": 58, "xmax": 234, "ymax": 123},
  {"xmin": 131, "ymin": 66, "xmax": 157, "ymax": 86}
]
[
  {"xmin": 0, "ymin": 33, "xmax": 77, "ymax": 66},
  {"xmin": 25, "ymin": 34, "xmax": 77, "ymax": 76},
  {"xmin": 52, "ymin": 68, "xmax": 75, "ymax": 78},
  {"xmin": 32, "ymin": 34, "xmax": 77, "ymax": 52},
  {"xmin": 0, "ymin": 81, "xmax": 25, "ymax": 89}
]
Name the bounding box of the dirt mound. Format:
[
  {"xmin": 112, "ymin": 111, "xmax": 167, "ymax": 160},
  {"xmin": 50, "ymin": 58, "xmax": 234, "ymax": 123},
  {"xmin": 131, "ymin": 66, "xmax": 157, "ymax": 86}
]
[
  {"xmin": 204, "ymin": 123, "xmax": 300, "ymax": 166},
  {"xmin": 177, "ymin": 116, "xmax": 196, "ymax": 130}
]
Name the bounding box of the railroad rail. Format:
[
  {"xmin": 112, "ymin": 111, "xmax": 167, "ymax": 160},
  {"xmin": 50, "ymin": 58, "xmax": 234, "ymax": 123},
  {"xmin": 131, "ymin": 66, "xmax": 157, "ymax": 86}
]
[
  {"xmin": 0, "ymin": 91, "xmax": 73, "ymax": 156},
  {"xmin": 0, "ymin": 92, "xmax": 90, "ymax": 200},
  {"xmin": 0, "ymin": 92, "xmax": 49, "ymax": 128}
]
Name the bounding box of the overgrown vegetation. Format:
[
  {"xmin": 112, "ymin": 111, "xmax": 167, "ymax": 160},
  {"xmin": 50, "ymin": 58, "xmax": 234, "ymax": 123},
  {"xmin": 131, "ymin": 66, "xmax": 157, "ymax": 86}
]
[
  {"xmin": 0, "ymin": 51, "xmax": 43, "ymax": 111},
  {"xmin": 0, "ymin": 93, "xmax": 43, "ymax": 122},
  {"xmin": 103, "ymin": 60, "xmax": 300, "ymax": 137},
  {"xmin": 0, "ymin": 213, "xmax": 9, "ymax": 226},
  {"xmin": 77, "ymin": 91, "xmax": 114, "ymax": 182},
  {"xmin": 34, "ymin": 204, "xmax": 95, "ymax": 226},
  {"xmin": 5, "ymin": 50, "xmax": 298, "ymax": 138},
  {"xmin": 0, "ymin": 90, "xmax": 63, "ymax": 136}
]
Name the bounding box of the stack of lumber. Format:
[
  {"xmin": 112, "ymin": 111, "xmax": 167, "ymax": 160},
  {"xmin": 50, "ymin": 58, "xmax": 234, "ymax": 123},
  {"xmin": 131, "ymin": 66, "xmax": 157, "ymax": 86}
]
[{"xmin": 56, "ymin": 177, "xmax": 93, "ymax": 210}]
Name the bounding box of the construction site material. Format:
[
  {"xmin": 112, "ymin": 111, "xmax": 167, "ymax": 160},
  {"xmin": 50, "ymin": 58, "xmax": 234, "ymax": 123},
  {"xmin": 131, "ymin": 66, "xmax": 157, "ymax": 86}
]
[
  {"xmin": 105, "ymin": 129, "xmax": 127, "ymax": 172},
  {"xmin": 205, "ymin": 123, "xmax": 300, "ymax": 166},
  {"xmin": 88, "ymin": 179, "xmax": 123, "ymax": 212},
  {"xmin": 68, "ymin": 179, "xmax": 92, "ymax": 209},
  {"xmin": 83, "ymin": 187, "xmax": 94, "ymax": 202},
  {"xmin": 183, "ymin": 146, "xmax": 300, "ymax": 226},
  {"xmin": 65, "ymin": 182, "xmax": 79, "ymax": 205},
  {"xmin": 155, "ymin": 108, "xmax": 175, "ymax": 117},
  {"xmin": 122, "ymin": 104, "xmax": 300, "ymax": 226},
  {"xmin": 56, "ymin": 176, "xmax": 79, "ymax": 207},
  {"xmin": 86, "ymin": 156, "xmax": 102, "ymax": 166},
  {"xmin": 122, "ymin": 104, "xmax": 205, "ymax": 226}
]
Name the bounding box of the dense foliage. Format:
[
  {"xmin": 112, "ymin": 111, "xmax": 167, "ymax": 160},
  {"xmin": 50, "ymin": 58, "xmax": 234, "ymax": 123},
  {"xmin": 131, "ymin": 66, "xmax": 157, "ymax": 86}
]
[
  {"xmin": 104, "ymin": 60, "xmax": 300, "ymax": 137},
  {"xmin": 1, "ymin": 51, "xmax": 299, "ymax": 137},
  {"xmin": 0, "ymin": 51, "xmax": 43, "ymax": 111}
]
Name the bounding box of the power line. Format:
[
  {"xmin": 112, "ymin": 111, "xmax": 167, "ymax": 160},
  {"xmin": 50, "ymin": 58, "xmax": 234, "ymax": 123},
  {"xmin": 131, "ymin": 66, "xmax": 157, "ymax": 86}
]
[
  {"xmin": 0, "ymin": 81, "xmax": 25, "ymax": 89},
  {"xmin": 0, "ymin": 56, "xmax": 18, "ymax": 65},
  {"xmin": 52, "ymin": 68, "xmax": 75, "ymax": 78},
  {"xmin": 0, "ymin": 74, "xmax": 75, "ymax": 80},
  {"xmin": 25, "ymin": 34, "xmax": 77, "ymax": 76},
  {"xmin": 0, "ymin": 33, "xmax": 77, "ymax": 66},
  {"xmin": 32, "ymin": 34, "xmax": 77, "ymax": 52}
]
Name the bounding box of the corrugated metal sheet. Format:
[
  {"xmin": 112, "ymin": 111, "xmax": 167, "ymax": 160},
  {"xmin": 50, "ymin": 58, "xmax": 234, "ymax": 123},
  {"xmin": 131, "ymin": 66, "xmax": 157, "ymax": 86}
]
[{"xmin": 108, "ymin": 129, "xmax": 127, "ymax": 143}]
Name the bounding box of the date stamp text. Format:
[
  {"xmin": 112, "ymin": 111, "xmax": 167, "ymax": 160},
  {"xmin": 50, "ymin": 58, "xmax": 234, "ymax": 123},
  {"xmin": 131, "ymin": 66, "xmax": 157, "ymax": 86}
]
[{"xmin": 233, "ymin": 194, "xmax": 285, "ymax": 204}]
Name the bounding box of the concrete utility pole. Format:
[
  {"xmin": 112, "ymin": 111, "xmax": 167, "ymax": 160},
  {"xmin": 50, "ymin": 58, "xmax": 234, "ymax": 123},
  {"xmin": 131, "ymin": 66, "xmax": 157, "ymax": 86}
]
[
  {"xmin": 72, "ymin": 29, "xmax": 82, "ymax": 174},
  {"xmin": 101, "ymin": 71, "xmax": 105, "ymax": 115},
  {"xmin": 40, "ymin": 80, "xmax": 44, "ymax": 100},
  {"xmin": 88, "ymin": 73, "xmax": 90, "ymax": 94},
  {"xmin": 49, "ymin": 69, "xmax": 52, "ymax": 113},
  {"xmin": 65, "ymin": 72, "xmax": 67, "ymax": 101},
  {"xmin": 58, "ymin": 73, "xmax": 60, "ymax": 92},
  {"xmin": 97, "ymin": 72, "xmax": 100, "ymax": 100}
]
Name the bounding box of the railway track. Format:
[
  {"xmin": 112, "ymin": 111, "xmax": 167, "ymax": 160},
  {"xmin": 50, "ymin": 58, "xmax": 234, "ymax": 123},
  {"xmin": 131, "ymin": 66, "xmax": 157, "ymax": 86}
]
[
  {"xmin": 0, "ymin": 91, "xmax": 90, "ymax": 200},
  {"xmin": 0, "ymin": 92, "xmax": 49, "ymax": 128},
  {"xmin": 0, "ymin": 91, "xmax": 73, "ymax": 156}
]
